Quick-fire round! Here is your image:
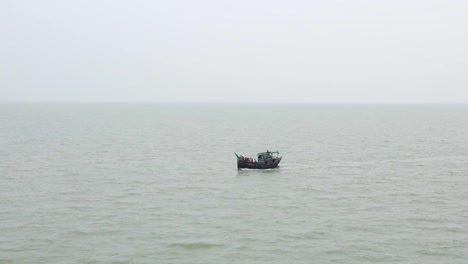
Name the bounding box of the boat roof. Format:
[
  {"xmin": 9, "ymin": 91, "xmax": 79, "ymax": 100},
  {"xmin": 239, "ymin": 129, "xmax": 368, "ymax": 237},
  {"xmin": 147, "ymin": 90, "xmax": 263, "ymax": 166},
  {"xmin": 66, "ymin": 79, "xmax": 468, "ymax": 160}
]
[{"xmin": 257, "ymin": 151, "xmax": 279, "ymax": 156}]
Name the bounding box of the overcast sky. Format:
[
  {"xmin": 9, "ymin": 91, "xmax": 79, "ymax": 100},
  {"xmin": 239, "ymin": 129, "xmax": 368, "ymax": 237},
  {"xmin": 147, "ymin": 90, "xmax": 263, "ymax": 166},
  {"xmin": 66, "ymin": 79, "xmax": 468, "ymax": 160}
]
[{"xmin": 1, "ymin": 0, "xmax": 467, "ymax": 102}]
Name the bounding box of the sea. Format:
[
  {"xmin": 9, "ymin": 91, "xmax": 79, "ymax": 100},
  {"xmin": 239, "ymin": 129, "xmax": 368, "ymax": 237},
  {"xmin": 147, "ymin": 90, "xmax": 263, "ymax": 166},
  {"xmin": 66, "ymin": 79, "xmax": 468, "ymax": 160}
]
[{"xmin": 1, "ymin": 103, "xmax": 467, "ymax": 263}]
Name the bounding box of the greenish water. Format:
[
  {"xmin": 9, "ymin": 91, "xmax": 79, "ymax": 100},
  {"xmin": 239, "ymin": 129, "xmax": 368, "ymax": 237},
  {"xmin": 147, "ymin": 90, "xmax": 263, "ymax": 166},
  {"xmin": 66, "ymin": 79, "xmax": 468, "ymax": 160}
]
[{"xmin": 1, "ymin": 103, "xmax": 468, "ymax": 263}]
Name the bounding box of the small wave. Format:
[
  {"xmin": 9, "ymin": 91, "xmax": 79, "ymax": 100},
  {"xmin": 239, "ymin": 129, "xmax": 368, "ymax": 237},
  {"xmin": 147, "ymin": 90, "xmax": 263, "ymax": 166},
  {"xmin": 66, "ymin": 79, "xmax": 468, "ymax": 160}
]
[
  {"xmin": 69, "ymin": 229, "xmax": 120, "ymax": 236},
  {"xmin": 168, "ymin": 242, "xmax": 223, "ymax": 249},
  {"xmin": 280, "ymin": 164, "xmax": 323, "ymax": 170},
  {"xmin": 415, "ymin": 249, "xmax": 448, "ymax": 257},
  {"xmin": 278, "ymin": 155, "xmax": 468, "ymax": 171}
]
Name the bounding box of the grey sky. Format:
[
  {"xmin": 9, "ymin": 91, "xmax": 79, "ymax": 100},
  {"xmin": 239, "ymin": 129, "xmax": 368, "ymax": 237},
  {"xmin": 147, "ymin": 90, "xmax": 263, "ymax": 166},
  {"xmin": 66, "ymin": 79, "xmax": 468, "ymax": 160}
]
[{"xmin": 1, "ymin": 0, "xmax": 467, "ymax": 102}]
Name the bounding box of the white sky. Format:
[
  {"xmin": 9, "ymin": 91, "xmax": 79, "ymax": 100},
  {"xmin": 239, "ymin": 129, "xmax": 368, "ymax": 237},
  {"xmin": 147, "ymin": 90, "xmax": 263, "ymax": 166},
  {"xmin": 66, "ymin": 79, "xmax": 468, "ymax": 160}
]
[{"xmin": 1, "ymin": 0, "xmax": 467, "ymax": 102}]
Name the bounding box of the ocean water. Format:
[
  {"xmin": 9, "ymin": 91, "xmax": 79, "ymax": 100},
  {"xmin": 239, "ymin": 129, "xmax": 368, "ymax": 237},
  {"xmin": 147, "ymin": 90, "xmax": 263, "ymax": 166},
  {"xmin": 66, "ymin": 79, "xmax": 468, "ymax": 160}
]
[{"xmin": 1, "ymin": 103, "xmax": 468, "ymax": 263}]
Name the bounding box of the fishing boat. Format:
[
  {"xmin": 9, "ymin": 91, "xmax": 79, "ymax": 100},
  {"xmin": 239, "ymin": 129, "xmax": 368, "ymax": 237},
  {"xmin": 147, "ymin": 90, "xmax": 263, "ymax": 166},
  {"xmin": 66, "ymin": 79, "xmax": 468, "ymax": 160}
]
[{"xmin": 234, "ymin": 150, "xmax": 282, "ymax": 169}]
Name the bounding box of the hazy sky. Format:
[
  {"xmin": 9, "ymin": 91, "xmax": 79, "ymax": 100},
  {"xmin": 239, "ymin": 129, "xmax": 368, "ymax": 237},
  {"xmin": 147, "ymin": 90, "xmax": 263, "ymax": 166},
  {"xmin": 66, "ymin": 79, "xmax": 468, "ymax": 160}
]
[{"xmin": 1, "ymin": 0, "xmax": 467, "ymax": 102}]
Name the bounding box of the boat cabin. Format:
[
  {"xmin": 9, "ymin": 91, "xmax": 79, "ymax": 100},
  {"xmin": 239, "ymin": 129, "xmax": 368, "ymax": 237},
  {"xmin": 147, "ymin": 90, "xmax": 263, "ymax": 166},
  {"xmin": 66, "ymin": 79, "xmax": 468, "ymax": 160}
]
[{"xmin": 257, "ymin": 151, "xmax": 280, "ymax": 164}]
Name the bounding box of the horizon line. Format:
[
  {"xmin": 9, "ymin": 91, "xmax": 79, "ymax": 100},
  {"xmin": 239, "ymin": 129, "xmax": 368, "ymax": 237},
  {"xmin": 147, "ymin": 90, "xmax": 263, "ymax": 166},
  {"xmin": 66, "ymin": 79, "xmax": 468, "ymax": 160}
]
[{"xmin": 1, "ymin": 101, "xmax": 468, "ymax": 104}]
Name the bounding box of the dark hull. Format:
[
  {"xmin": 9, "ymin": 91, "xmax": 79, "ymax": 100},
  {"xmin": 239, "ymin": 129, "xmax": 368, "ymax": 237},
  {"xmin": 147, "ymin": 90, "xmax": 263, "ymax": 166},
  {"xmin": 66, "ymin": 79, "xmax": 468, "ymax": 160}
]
[{"xmin": 237, "ymin": 157, "xmax": 282, "ymax": 169}]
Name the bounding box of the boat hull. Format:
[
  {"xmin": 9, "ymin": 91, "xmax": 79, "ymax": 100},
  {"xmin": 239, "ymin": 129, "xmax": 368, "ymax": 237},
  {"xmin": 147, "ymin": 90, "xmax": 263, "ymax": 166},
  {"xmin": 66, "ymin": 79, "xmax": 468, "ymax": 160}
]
[{"xmin": 237, "ymin": 157, "xmax": 282, "ymax": 169}]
